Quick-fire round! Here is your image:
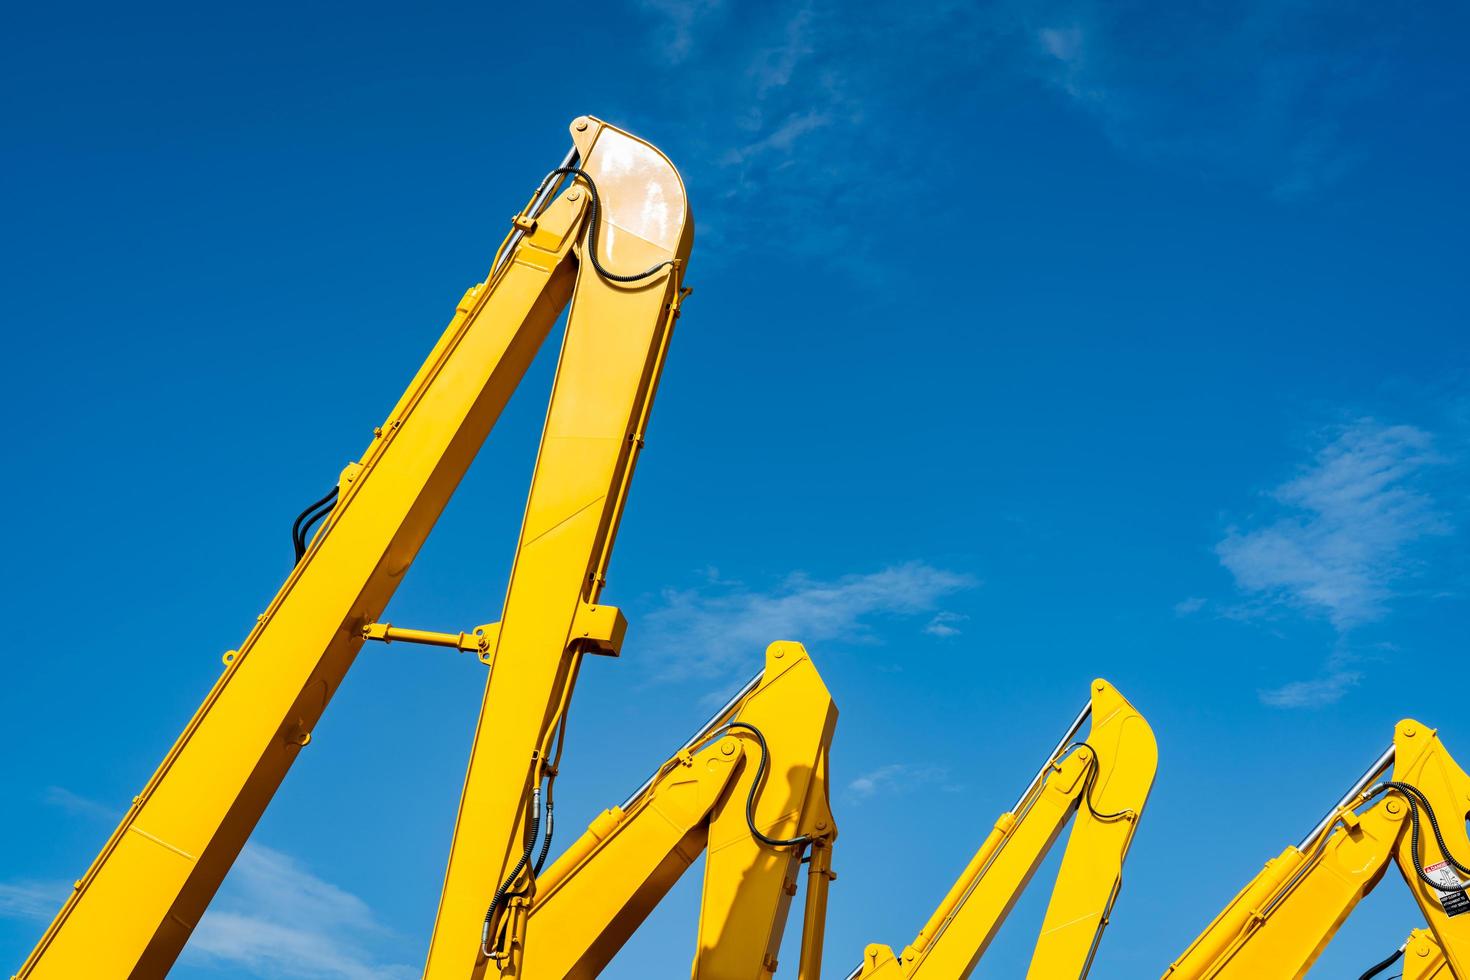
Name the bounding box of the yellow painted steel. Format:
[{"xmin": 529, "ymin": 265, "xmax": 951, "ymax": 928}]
[
  {"xmin": 1163, "ymin": 720, "xmax": 1470, "ymax": 979},
  {"xmin": 1404, "ymin": 928, "xmax": 1453, "ymax": 980},
  {"xmin": 511, "ymin": 641, "xmax": 838, "ymax": 979},
  {"xmin": 854, "ymin": 679, "xmax": 1157, "ymax": 980},
  {"xmin": 16, "ymin": 115, "xmax": 691, "ymax": 980}
]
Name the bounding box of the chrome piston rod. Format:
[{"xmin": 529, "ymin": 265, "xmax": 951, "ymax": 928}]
[
  {"xmin": 619, "ymin": 669, "xmax": 766, "ymax": 810},
  {"xmin": 1296, "ymin": 742, "xmax": 1396, "ymax": 851}
]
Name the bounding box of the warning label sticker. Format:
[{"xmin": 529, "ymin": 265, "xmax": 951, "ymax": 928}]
[{"xmin": 1425, "ymin": 861, "xmax": 1470, "ymax": 918}]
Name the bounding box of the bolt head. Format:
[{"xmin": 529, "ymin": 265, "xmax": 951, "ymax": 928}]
[
  {"xmin": 721, "ymin": 740, "xmax": 737, "ymax": 756},
  {"xmin": 574, "ymin": 117, "xmax": 590, "ymax": 132}
]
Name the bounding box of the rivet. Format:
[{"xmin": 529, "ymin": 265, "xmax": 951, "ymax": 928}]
[
  {"xmin": 574, "ymin": 118, "xmax": 589, "ymax": 132},
  {"xmin": 774, "ymin": 648, "xmax": 785, "ymax": 659},
  {"xmin": 567, "ymin": 189, "xmax": 582, "ymax": 202},
  {"xmin": 721, "ymin": 740, "xmax": 737, "ymax": 756},
  {"xmin": 1405, "ymin": 726, "xmax": 1417, "ymax": 737},
  {"xmin": 1386, "ymin": 800, "xmax": 1402, "ymax": 815}
]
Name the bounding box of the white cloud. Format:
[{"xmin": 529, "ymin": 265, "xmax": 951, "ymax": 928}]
[
  {"xmin": 1027, "ymin": 2, "xmax": 1397, "ymax": 198},
  {"xmin": 1217, "ymin": 420, "xmax": 1448, "ymax": 629},
  {"xmin": 923, "ymin": 611, "xmax": 969, "ymax": 638},
  {"xmin": 635, "ymin": 0, "xmax": 1401, "ymax": 262},
  {"xmin": 0, "ymin": 879, "xmax": 69, "ymax": 921},
  {"xmin": 42, "ymin": 785, "xmax": 120, "ymax": 821},
  {"xmin": 1259, "ymin": 669, "xmax": 1362, "ymax": 709},
  {"xmin": 4, "ymin": 789, "xmax": 412, "ymax": 978},
  {"xmin": 640, "ymin": 561, "xmax": 975, "ymax": 678},
  {"xmin": 1173, "ymin": 596, "xmax": 1206, "ymax": 616},
  {"xmin": 848, "ymin": 763, "xmax": 949, "ymax": 799},
  {"xmin": 183, "ymin": 844, "xmax": 415, "ymax": 980},
  {"xmin": 638, "ymin": 0, "xmax": 725, "ymax": 65}
]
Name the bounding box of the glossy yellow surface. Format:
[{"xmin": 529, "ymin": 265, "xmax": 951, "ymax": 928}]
[
  {"xmin": 1164, "ymin": 721, "xmax": 1470, "ymax": 979},
  {"xmin": 423, "ymin": 116, "xmax": 692, "ymax": 980},
  {"xmin": 16, "ymin": 115, "xmax": 691, "ymax": 980},
  {"xmin": 856, "ymin": 680, "xmax": 1157, "ymax": 979},
  {"xmin": 516, "ymin": 642, "xmax": 837, "ymax": 979},
  {"xmin": 1404, "ymin": 928, "xmax": 1453, "ymax": 980}
]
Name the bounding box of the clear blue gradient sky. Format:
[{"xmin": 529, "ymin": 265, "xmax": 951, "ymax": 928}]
[{"xmin": 2, "ymin": 1, "xmax": 1467, "ymax": 977}]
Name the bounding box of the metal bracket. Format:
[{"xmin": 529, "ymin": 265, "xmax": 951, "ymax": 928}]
[{"xmin": 572, "ymin": 603, "xmax": 626, "ymax": 657}]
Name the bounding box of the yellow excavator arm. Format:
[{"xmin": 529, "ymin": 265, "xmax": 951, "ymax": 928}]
[
  {"xmin": 507, "ymin": 641, "xmax": 837, "ymax": 979},
  {"xmin": 851, "ymin": 679, "xmax": 1157, "ymax": 980},
  {"xmin": 1163, "ymin": 720, "xmax": 1470, "ymax": 980},
  {"xmin": 17, "ymin": 116, "xmax": 692, "ymax": 979},
  {"xmin": 1403, "ymin": 928, "xmax": 1453, "ymax": 980}
]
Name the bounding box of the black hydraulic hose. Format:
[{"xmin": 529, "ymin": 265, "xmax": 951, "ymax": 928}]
[
  {"xmin": 1360, "ymin": 780, "xmax": 1470, "ymax": 892},
  {"xmin": 533, "ymin": 782, "xmax": 555, "ymax": 876},
  {"xmin": 290, "ymin": 485, "xmax": 339, "ymax": 562},
  {"xmin": 1073, "ymin": 741, "xmax": 1133, "ymax": 821},
  {"xmin": 1358, "ymin": 945, "xmax": 1404, "ymax": 979},
  {"xmin": 481, "ymin": 788, "xmax": 542, "ymax": 959},
  {"xmin": 717, "ymin": 721, "xmax": 812, "ymax": 848},
  {"xmin": 534, "ymin": 167, "xmax": 676, "ymax": 284}
]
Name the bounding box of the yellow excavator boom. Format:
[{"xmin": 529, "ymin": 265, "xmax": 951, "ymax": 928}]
[
  {"xmin": 851, "ymin": 679, "xmax": 1157, "ymax": 980},
  {"xmin": 16, "ymin": 115, "xmax": 692, "ymax": 980},
  {"xmin": 509, "ymin": 641, "xmax": 837, "ymax": 979},
  {"xmin": 1163, "ymin": 720, "xmax": 1470, "ymax": 979}
]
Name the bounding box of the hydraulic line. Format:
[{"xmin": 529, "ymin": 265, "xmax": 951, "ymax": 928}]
[
  {"xmin": 1358, "ymin": 944, "xmax": 1405, "ymax": 980},
  {"xmin": 482, "ymin": 785, "xmax": 542, "ymax": 960},
  {"xmin": 1361, "ymin": 781, "xmax": 1470, "ymax": 892},
  {"xmin": 1069, "ymin": 740, "xmax": 1135, "ymax": 822},
  {"xmin": 532, "ymin": 167, "xmax": 677, "ymax": 284},
  {"xmin": 717, "ymin": 721, "xmax": 813, "ymax": 849},
  {"xmin": 290, "ymin": 484, "xmax": 339, "ymax": 562}
]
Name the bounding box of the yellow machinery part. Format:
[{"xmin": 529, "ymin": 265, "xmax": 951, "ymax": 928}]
[
  {"xmin": 512, "ymin": 641, "xmax": 837, "ymax": 979},
  {"xmin": 854, "ymin": 679, "xmax": 1157, "ymax": 979},
  {"xmin": 16, "ymin": 115, "xmax": 692, "ymax": 980},
  {"xmin": 1164, "ymin": 720, "xmax": 1470, "ymax": 979}
]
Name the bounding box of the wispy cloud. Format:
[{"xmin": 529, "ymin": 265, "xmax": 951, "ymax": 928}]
[
  {"xmin": 640, "ymin": 561, "xmax": 975, "ymax": 678},
  {"xmin": 923, "ymin": 611, "xmax": 969, "ymax": 638},
  {"xmin": 186, "ymin": 844, "xmax": 415, "ymax": 980},
  {"xmin": 0, "ymin": 879, "xmax": 70, "ymax": 921},
  {"xmin": 4, "ymin": 787, "xmax": 413, "ymax": 980},
  {"xmin": 1258, "ymin": 669, "xmax": 1362, "ymax": 709},
  {"xmin": 847, "ymin": 762, "xmax": 951, "ymax": 800},
  {"xmin": 637, "ymin": 0, "xmax": 725, "ymax": 65},
  {"xmin": 1217, "ymin": 420, "xmax": 1448, "ymax": 628},
  {"xmin": 1028, "ymin": 2, "xmax": 1407, "ymax": 198},
  {"xmin": 1173, "ymin": 596, "xmax": 1206, "ymax": 616},
  {"xmin": 1216, "ymin": 418, "xmax": 1453, "ymax": 707},
  {"xmin": 42, "ymin": 785, "xmax": 120, "ymax": 821},
  {"xmin": 634, "ymin": 0, "xmax": 1415, "ymax": 260}
]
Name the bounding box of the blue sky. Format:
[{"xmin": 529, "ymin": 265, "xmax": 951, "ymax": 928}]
[{"xmin": 1, "ymin": 0, "xmax": 1466, "ymax": 977}]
